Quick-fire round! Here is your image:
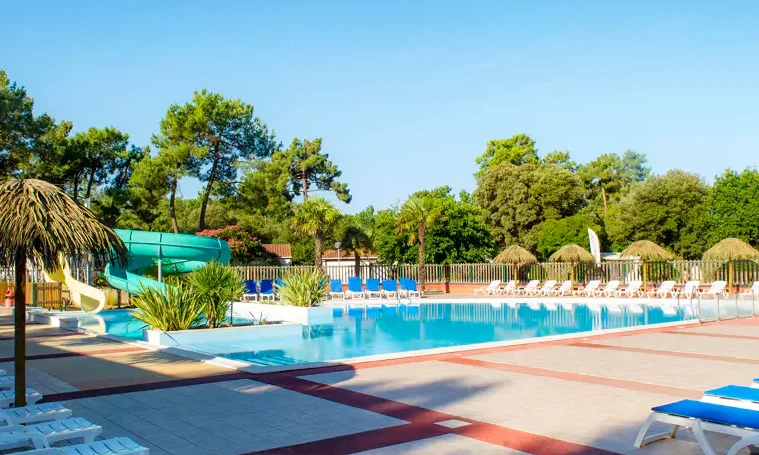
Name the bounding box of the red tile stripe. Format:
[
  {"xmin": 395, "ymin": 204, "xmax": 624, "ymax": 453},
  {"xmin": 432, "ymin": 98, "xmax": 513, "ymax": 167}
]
[
  {"xmin": 0, "ymin": 331, "xmax": 84, "ymax": 341},
  {"xmin": 573, "ymin": 341, "xmax": 759, "ymax": 364},
  {"xmin": 0, "ymin": 346, "xmax": 145, "ymax": 363},
  {"xmin": 663, "ymin": 330, "xmax": 759, "ymax": 341},
  {"xmin": 442, "ymin": 356, "xmax": 702, "ymax": 399}
]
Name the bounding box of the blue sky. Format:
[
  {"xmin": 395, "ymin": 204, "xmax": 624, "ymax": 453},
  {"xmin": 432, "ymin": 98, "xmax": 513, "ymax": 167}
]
[{"xmin": 4, "ymin": 1, "xmax": 758, "ymax": 213}]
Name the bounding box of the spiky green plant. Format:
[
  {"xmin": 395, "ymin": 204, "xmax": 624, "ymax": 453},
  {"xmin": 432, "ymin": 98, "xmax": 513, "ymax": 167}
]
[
  {"xmin": 276, "ymin": 269, "xmax": 328, "ymax": 307},
  {"xmin": 132, "ymin": 283, "xmax": 204, "ymax": 332},
  {"xmin": 187, "ymin": 261, "xmax": 245, "ymax": 328}
]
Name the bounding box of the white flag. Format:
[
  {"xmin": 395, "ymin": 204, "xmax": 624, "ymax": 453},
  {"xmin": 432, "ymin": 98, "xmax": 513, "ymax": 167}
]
[{"xmin": 588, "ymin": 228, "xmax": 601, "ymax": 265}]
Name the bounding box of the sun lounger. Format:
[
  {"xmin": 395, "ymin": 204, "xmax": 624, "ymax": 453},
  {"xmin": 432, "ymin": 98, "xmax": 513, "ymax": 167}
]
[
  {"xmin": 547, "ymin": 280, "xmax": 572, "ymax": 296},
  {"xmin": 702, "ymin": 385, "xmax": 759, "ymax": 410},
  {"xmin": 700, "ymin": 281, "xmax": 727, "ymax": 298},
  {"xmin": 676, "ymin": 280, "xmax": 700, "ymax": 299},
  {"xmin": 0, "ymin": 390, "xmax": 42, "ymax": 409},
  {"xmin": 329, "ymin": 279, "xmax": 345, "ymax": 299},
  {"xmin": 616, "ymin": 281, "xmax": 643, "ymax": 298},
  {"xmin": 259, "ymin": 280, "xmax": 275, "ymax": 301},
  {"xmin": 0, "ymin": 376, "xmax": 14, "ymax": 391},
  {"xmin": 474, "ymin": 280, "xmax": 501, "ymax": 295},
  {"xmin": 496, "ymin": 280, "xmax": 517, "ymax": 295},
  {"xmin": 0, "ymin": 403, "xmax": 71, "ymax": 426},
  {"xmin": 516, "ymin": 280, "xmax": 539, "ymax": 296},
  {"xmin": 365, "ymin": 279, "xmax": 382, "ymax": 299},
  {"xmin": 594, "ymin": 280, "xmax": 620, "ymax": 297},
  {"xmin": 534, "ymin": 280, "xmax": 557, "ymax": 296},
  {"xmin": 381, "ymin": 280, "xmax": 398, "ymax": 299},
  {"xmin": 573, "ymin": 280, "xmax": 600, "ymax": 297},
  {"xmin": 19, "ymin": 437, "xmax": 150, "ymax": 455},
  {"xmin": 741, "ymin": 282, "xmax": 759, "ymax": 297},
  {"xmin": 346, "ymin": 277, "xmax": 365, "ymax": 299},
  {"xmin": 242, "ymin": 280, "xmax": 258, "ymax": 302},
  {"xmin": 646, "ymin": 280, "xmax": 676, "ymax": 298},
  {"xmin": 635, "ymin": 399, "xmax": 759, "ymax": 455},
  {"xmin": 400, "ymin": 278, "xmax": 421, "ymax": 298},
  {"xmin": 0, "ymin": 417, "xmax": 101, "ymax": 451}
]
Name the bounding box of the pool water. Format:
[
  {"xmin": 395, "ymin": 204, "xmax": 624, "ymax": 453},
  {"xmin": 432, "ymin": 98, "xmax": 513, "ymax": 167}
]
[{"xmin": 85, "ymin": 302, "xmax": 695, "ymax": 366}]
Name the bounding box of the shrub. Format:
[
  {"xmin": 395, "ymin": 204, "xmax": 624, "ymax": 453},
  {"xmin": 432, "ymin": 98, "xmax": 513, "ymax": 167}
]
[
  {"xmin": 196, "ymin": 225, "xmax": 268, "ymax": 264},
  {"xmin": 132, "ymin": 283, "xmax": 204, "ymax": 332},
  {"xmin": 277, "ymin": 269, "xmax": 328, "ymax": 307},
  {"xmin": 188, "ymin": 261, "xmax": 246, "ymax": 328}
]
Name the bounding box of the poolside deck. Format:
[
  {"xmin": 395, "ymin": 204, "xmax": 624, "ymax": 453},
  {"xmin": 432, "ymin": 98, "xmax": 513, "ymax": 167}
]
[{"xmin": 2, "ymin": 309, "xmax": 759, "ymax": 454}]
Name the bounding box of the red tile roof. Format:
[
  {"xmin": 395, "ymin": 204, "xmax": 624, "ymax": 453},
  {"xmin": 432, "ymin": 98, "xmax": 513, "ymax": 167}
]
[{"xmin": 262, "ymin": 243, "xmax": 291, "ymax": 258}]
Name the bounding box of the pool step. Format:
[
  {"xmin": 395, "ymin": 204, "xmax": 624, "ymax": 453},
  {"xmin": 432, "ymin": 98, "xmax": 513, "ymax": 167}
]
[{"xmin": 247, "ymin": 355, "xmax": 300, "ymax": 367}]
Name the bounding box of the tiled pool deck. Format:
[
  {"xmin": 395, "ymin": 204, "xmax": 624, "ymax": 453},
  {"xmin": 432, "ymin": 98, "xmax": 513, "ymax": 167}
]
[{"xmin": 2, "ymin": 312, "xmax": 759, "ymax": 454}]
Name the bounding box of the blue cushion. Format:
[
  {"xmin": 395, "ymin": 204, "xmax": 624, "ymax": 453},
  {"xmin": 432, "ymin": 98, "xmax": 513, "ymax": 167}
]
[
  {"xmin": 653, "ymin": 399, "xmax": 759, "ymax": 430},
  {"xmin": 706, "ymin": 385, "xmax": 759, "ymax": 403}
]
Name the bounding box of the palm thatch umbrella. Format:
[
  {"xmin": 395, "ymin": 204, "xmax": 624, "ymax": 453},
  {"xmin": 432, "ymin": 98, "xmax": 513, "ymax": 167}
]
[
  {"xmin": 620, "ymin": 240, "xmax": 674, "ymax": 292},
  {"xmin": 0, "ymin": 179, "xmax": 128, "ymax": 406},
  {"xmin": 493, "ymin": 245, "xmax": 537, "ymax": 282},
  {"xmin": 703, "ymin": 238, "xmax": 759, "ymax": 294},
  {"xmin": 549, "ymin": 244, "xmax": 595, "ymax": 288}
]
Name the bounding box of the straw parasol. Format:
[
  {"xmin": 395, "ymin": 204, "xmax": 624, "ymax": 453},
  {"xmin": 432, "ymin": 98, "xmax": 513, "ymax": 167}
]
[
  {"xmin": 620, "ymin": 240, "xmax": 674, "ymax": 292},
  {"xmin": 703, "ymin": 238, "xmax": 759, "ymax": 294},
  {"xmin": 493, "ymin": 245, "xmax": 537, "ymax": 282},
  {"xmin": 0, "ymin": 179, "xmax": 128, "ymax": 406},
  {"xmin": 548, "ymin": 244, "xmax": 594, "ymax": 288}
]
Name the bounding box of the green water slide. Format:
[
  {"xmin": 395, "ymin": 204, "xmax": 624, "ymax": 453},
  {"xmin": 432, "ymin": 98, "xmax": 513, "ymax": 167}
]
[{"xmin": 105, "ymin": 229, "xmax": 232, "ymax": 295}]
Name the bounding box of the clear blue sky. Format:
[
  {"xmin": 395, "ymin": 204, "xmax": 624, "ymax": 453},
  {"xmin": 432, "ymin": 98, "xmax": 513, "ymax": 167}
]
[{"xmin": 4, "ymin": 1, "xmax": 758, "ymax": 213}]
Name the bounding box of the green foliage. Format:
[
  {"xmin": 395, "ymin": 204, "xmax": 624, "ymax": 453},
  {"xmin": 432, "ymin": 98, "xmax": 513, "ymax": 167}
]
[
  {"xmin": 132, "ymin": 283, "xmax": 205, "ymax": 332},
  {"xmin": 276, "ymin": 269, "xmax": 328, "ymax": 307},
  {"xmin": 187, "ymin": 261, "xmax": 245, "ymax": 328},
  {"xmin": 537, "ymin": 214, "xmax": 601, "ymax": 260},
  {"xmin": 475, "ymin": 134, "xmax": 539, "ymax": 178},
  {"xmin": 273, "ymin": 138, "xmax": 351, "ymax": 203},
  {"xmin": 707, "ymin": 168, "xmax": 759, "ymax": 246},
  {"xmin": 542, "ymin": 150, "xmax": 577, "ymax": 171},
  {"xmin": 292, "ymin": 197, "xmax": 340, "ymax": 265},
  {"xmin": 577, "ymin": 150, "xmax": 650, "ymax": 215},
  {"xmin": 196, "ymin": 225, "xmax": 268, "ymax": 264}
]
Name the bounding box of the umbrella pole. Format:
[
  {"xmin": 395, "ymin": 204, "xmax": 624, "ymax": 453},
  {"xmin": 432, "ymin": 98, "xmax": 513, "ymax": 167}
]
[
  {"xmin": 729, "ymin": 261, "xmax": 734, "ymax": 296},
  {"xmin": 570, "ymin": 265, "xmax": 575, "ymax": 291},
  {"xmin": 14, "ymin": 253, "xmax": 27, "ymax": 407},
  {"xmin": 643, "ymin": 261, "xmax": 647, "ymax": 294}
]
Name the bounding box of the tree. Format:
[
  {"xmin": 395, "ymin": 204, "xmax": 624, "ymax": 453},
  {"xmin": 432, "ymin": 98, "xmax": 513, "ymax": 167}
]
[
  {"xmin": 196, "ymin": 225, "xmax": 267, "ymax": 264},
  {"xmin": 158, "ymin": 89, "xmax": 278, "ymax": 231},
  {"xmin": 536, "ymin": 214, "xmax": 602, "ymax": 260},
  {"xmin": 271, "ymin": 138, "xmax": 351, "ymax": 202},
  {"xmin": 292, "ymin": 197, "xmax": 340, "ymax": 266},
  {"xmin": 396, "ymin": 194, "xmax": 443, "ymax": 291},
  {"xmin": 578, "ymin": 150, "xmax": 650, "ymax": 216},
  {"xmin": 606, "ymin": 170, "xmax": 710, "ymax": 258},
  {"xmin": 66, "ymin": 127, "xmax": 130, "ymax": 201},
  {"xmin": 474, "ymin": 134, "xmax": 539, "ymax": 178},
  {"xmin": 340, "ymin": 206, "xmax": 376, "ymax": 276},
  {"xmin": 542, "ymin": 150, "xmax": 577, "ymax": 171},
  {"xmin": 706, "ymin": 168, "xmax": 759, "ymax": 246},
  {"xmin": 475, "ymin": 162, "xmax": 585, "ymax": 251}
]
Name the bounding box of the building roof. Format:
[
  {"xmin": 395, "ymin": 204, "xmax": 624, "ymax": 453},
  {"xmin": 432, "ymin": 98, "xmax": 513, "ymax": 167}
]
[
  {"xmin": 262, "ymin": 243, "xmax": 291, "ymax": 258},
  {"xmin": 321, "ymin": 249, "xmax": 377, "ymax": 259}
]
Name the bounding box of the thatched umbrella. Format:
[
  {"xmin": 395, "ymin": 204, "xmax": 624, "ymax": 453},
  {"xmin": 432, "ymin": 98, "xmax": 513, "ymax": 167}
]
[
  {"xmin": 493, "ymin": 245, "xmax": 537, "ymax": 282},
  {"xmin": 703, "ymin": 238, "xmax": 759, "ymax": 295},
  {"xmin": 620, "ymin": 240, "xmax": 674, "ymax": 292},
  {"xmin": 549, "ymin": 244, "xmax": 594, "ymax": 288},
  {"xmin": 0, "ymin": 179, "xmax": 128, "ymax": 406}
]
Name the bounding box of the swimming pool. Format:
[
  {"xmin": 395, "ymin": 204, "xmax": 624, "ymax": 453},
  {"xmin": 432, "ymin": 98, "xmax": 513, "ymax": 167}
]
[{"xmin": 81, "ymin": 302, "xmax": 696, "ymax": 366}]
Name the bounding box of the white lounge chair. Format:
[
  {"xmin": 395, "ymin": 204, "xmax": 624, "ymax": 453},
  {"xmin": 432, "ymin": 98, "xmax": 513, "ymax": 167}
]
[
  {"xmin": 573, "ymin": 280, "xmax": 600, "ymax": 297},
  {"xmin": 700, "ymin": 280, "xmax": 727, "ymax": 298},
  {"xmin": 535, "ymin": 280, "xmax": 557, "ymax": 296},
  {"xmin": 0, "ymin": 417, "xmax": 101, "ymax": 451},
  {"xmin": 677, "ymin": 280, "xmax": 701, "ymax": 299},
  {"xmin": 741, "ymin": 282, "xmax": 759, "ymax": 297},
  {"xmin": 615, "ymin": 281, "xmax": 643, "ymax": 298},
  {"xmin": 496, "ymin": 280, "xmax": 517, "ymax": 295},
  {"xmin": 595, "ymin": 280, "xmax": 620, "ymax": 297},
  {"xmin": 19, "ymin": 437, "xmax": 149, "ymax": 455},
  {"xmin": 646, "ymin": 280, "xmax": 676, "ymax": 298},
  {"xmin": 515, "ymin": 280, "xmax": 539, "ymax": 296},
  {"xmin": 549, "ymin": 280, "xmax": 572, "ymax": 296},
  {"xmin": 0, "ymin": 403, "xmax": 72, "ymax": 426},
  {"xmin": 474, "ymin": 280, "xmax": 501, "ymax": 295},
  {"xmin": 0, "ymin": 390, "xmax": 42, "ymax": 409}
]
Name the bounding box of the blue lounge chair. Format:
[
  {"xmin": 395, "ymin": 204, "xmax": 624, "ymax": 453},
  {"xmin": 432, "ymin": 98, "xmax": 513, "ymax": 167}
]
[
  {"xmin": 381, "ymin": 280, "xmax": 398, "ymax": 299},
  {"xmin": 346, "ymin": 276, "xmax": 365, "ymax": 299},
  {"xmin": 260, "ymin": 280, "xmax": 275, "ymax": 301},
  {"xmin": 329, "ymin": 279, "xmax": 345, "ymax": 299},
  {"xmin": 365, "ymin": 278, "xmax": 382, "ymax": 299},
  {"xmin": 635, "ymin": 398, "xmax": 759, "ymax": 455},
  {"xmin": 243, "ymin": 280, "xmax": 258, "ymax": 301},
  {"xmin": 400, "ymin": 278, "xmax": 421, "ymax": 298},
  {"xmin": 703, "ymin": 385, "xmax": 759, "ymax": 408}
]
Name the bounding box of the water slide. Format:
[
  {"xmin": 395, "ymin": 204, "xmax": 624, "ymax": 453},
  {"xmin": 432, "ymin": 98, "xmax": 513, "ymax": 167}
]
[{"xmin": 44, "ymin": 258, "xmax": 109, "ymax": 312}]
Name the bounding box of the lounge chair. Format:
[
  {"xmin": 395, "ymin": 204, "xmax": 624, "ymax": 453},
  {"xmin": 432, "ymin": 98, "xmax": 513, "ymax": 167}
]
[
  {"xmin": 346, "ymin": 277, "xmax": 365, "ymax": 299},
  {"xmin": 548, "ymin": 280, "xmax": 572, "ymax": 296},
  {"xmin": 594, "ymin": 280, "xmax": 620, "ymax": 297},
  {"xmin": 496, "ymin": 280, "xmax": 517, "ymax": 295},
  {"xmin": 534, "ymin": 280, "xmax": 557, "ymax": 296},
  {"xmin": 329, "ymin": 279, "xmax": 344, "ymax": 299},
  {"xmin": 676, "ymin": 280, "xmax": 701, "ymax": 299},
  {"xmin": 615, "ymin": 281, "xmax": 643, "ymax": 298},
  {"xmin": 474, "ymin": 280, "xmax": 501, "ymax": 295},
  {"xmin": 381, "ymin": 280, "xmax": 398, "ymax": 299},
  {"xmin": 516, "ymin": 280, "xmax": 539, "ymax": 296},
  {"xmin": 0, "ymin": 376, "xmax": 14, "ymax": 391},
  {"xmin": 646, "ymin": 280, "xmax": 676, "ymax": 298},
  {"xmin": 259, "ymin": 280, "xmax": 275, "ymax": 301},
  {"xmin": 242, "ymin": 280, "xmax": 258, "ymax": 302},
  {"xmin": 700, "ymin": 280, "xmax": 727, "ymax": 298},
  {"xmin": 365, "ymin": 279, "xmax": 382, "ymax": 299},
  {"xmin": 400, "ymin": 278, "xmax": 421, "ymax": 298},
  {"xmin": 635, "ymin": 398, "xmax": 759, "ymax": 455},
  {"xmin": 0, "ymin": 417, "xmax": 101, "ymax": 451},
  {"xmin": 18, "ymin": 437, "xmax": 150, "ymax": 455},
  {"xmin": 741, "ymin": 282, "xmax": 759, "ymax": 297},
  {"xmin": 702, "ymin": 385, "xmax": 759, "ymax": 410},
  {"xmin": 573, "ymin": 280, "xmax": 600, "ymax": 297},
  {"xmin": 0, "ymin": 389, "xmax": 42, "ymax": 409},
  {"xmin": 0, "ymin": 403, "xmax": 72, "ymax": 426}
]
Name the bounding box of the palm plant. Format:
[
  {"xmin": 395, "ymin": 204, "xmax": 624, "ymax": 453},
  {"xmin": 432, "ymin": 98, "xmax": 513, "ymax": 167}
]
[
  {"xmin": 341, "ymin": 224, "xmax": 373, "ymax": 277},
  {"xmin": 187, "ymin": 261, "xmax": 245, "ymax": 328},
  {"xmin": 277, "ymin": 269, "xmax": 328, "ymax": 307},
  {"xmin": 292, "ymin": 197, "xmax": 340, "ymax": 266},
  {"xmin": 132, "ymin": 283, "xmax": 205, "ymax": 331},
  {"xmin": 0, "ymin": 179, "xmax": 128, "ymax": 406},
  {"xmin": 396, "ymin": 195, "xmax": 443, "ymax": 291}
]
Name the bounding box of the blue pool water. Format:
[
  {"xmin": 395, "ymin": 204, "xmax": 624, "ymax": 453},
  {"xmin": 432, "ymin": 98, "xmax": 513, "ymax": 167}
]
[{"xmin": 86, "ymin": 302, "xmax": 696, "ymax": 366}]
